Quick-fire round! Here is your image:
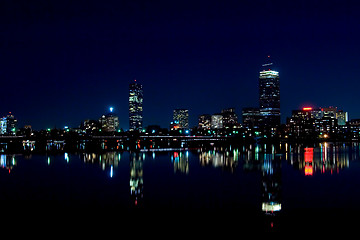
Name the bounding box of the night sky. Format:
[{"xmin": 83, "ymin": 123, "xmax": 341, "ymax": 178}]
[{"xmin": 2, "ymin": 0, "xmax": 360, "ymax": 130}]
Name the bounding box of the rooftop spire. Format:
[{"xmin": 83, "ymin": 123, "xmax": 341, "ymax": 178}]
[{"xmin": 262, "ymin": 55, "xmax": 273, "ymax": 70}]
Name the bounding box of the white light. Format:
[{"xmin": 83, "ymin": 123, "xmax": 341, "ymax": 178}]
[
  {"xmin": 110, "ymin": 165, "xmax": 113, "ymax": 178},
  {"xmin": 109, "ymin": 107, "xmax": 114, "ymax": 112},
  {"xmin": 262, "ymin": 202, "xmax": 281, "ymax": 212},
  {"xmin": 64, "ymin": 152, "xmax": 69, "ymax": 163}
]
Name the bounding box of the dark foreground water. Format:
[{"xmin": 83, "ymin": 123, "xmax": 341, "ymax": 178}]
[{"xmin": 1, "ymin": 142, "xmax": 360, "ymax": 232}]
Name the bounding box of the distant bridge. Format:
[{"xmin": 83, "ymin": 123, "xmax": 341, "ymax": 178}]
[
  {"xmin": 92, "ymin": 135, "xmax": 230, "ymax": 141},
  {"xmin": 0, "ymin": 135, "xmax": 236, "ymax": 143}
]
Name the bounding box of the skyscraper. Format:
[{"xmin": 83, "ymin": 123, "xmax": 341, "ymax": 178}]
[
  {"xmin": 259, "ymin": 60, "xmax": 280, "ymax": 128},
  {"xmin": 173, "ymin": 109, "xmax": 189, "ymax": 129},
  {"xmin": 129, "ymin": 81, "xmax": 143, "ymax": 131}
]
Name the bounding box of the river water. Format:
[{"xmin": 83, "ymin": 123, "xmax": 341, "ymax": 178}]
[{"xmin": 1, "ymin": 142, "xmax": 359, "ymax": 231}]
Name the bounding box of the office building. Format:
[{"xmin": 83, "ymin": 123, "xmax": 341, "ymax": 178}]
[
  {"xmin": 198, "ymin": 114, "xmax": 211, "ymax": 129},
  {"xmin": 221, "ymin": 108, "xmax": 238, "ymax": 128},
  {"xmin": 211, "ymin": 114, "xmax": 223, "ymax": 129},
  {"xmin": 336, "ymin": 110, "xmax": 348, "ymax": 126},
  {"xmin": 173, "ymin": 109, "xmax": 189, "ymax": 129},
  {"xmin": 242, "ymin": 107, "xmax": 261, "ymax": 128},
  {"xmin": 0, "ymin": 117, "xmax": 6, "ymax": 135},
  {"xmin": 286, "ymin": 106, "xmax": 349, "ymax": 138},
  {"xmin": 0, "ymin": 113, "xmax": 17, "ymax": 135},
  {"xmin": 82, "ymin": 119, "xmax": 101, "ymax": 134},
  {"xmin": 99, "ymin": 110, "xmax": 119, "ymax": 132},
  {"xmin": 287, "ymin": 107, "xmax": 316, "ymax": 137},
  {"xmin": 259, "ymin": 61, "xmax": 280, "ymax": 128},
  {"xmin": 129, "ymin": 81, "xmax": 143, "ymax": 131}
]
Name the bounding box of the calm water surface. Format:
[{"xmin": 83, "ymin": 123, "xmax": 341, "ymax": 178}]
[{"xmin": 1, "ymin": 142, "xmax": 360, "ymax": 230}]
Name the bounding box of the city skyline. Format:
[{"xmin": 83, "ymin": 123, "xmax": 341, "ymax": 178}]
[
  {"xmin": 0, "ymin": 72, "xmax": 357, "ymax": 131},
  {"xmin": 2, "ymin": 0, "xmax": 360, "ymax": 130}
]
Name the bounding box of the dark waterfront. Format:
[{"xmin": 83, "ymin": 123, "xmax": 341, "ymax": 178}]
[{"xmin": 1, "ymin": 141, "xmax": 360, "ymax": 231}]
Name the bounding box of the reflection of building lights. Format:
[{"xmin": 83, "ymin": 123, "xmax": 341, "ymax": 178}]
[
  {"xmin": 262, "ymin": 202, "xmax": 281, "ymax": 212},
  {"xmin": 304, "ymin": 148, "xmax": 313, "ymax": 162},
  {"xmin": 304, "ymin": 148, "xmax": 313, "ymax": 176},
  {"xmin": 64, "ymin": 152, "xmax": 69, "ymax": 163},
  {"xmin": 305, "ymin": 165, "xmax": 313, "ymax": 175},
  {"xmin": 110, "ymin": 165, "xmax": 113, "ymax": 178}
]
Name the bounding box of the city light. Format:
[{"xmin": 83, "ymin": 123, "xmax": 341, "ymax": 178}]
[
  {"xmin": 303, "ymin": 107, "xmax": 312, "ymax": 111},
  {"xmin": 109, "ymin": 107, "xmax": 114, "ymax": 113},
  {"xmin": 262, "ymin": 202, "xmax": 281, "ymax": 212}
]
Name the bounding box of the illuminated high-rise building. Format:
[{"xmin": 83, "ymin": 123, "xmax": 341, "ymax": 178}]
[
  {"xmin": 99, "ymin": 107, "xmax": 119, "ymax": 132},
  {"xmin": 0, "ymin": 117, "xmax": 6, "ymax": 135},
  {"xmin": 211, "ymin": 114, "xmax": 223, "ymax": 129},
  {"xmin": 0, "ymin": 113, "xmax": 17, "ymax": 135},
  {"xmin": 259, "ymin": 59, "xmax": 280, "ymax": 128},
  {"xmin": 173, "ymin": 109, "xmax": 189, "ymax": 129},
  {"xmin": 129, "ymin": 81, "xmax": 143, "ymax": 131}
]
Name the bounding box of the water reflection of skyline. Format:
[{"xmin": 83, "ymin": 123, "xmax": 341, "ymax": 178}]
[
  {"xmin": 286, "ymin": 142, "xmax": 354, "ymax": 176},
  {"xmin": 199, "ymin": 148, "xmax": 239, "ymax": 172},
  {"xmin": 2, "ymin": 142, "xmax": 357, "ymax": 176},
  {"xmin": 83, "ymin": 152, "xmax": 121, "ymax": 174},
  {"xmin": 0, "ymin": 154, "xmax": 16, "ymax": 173},
  {"xmin": 0, "ymin": 142, "xmax": 359, "ymax": 219}
]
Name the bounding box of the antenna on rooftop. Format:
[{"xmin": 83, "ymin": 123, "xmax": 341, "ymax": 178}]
[{"xmin": 262, "ymin": 55, "xmax": 273, "ymax": 69}]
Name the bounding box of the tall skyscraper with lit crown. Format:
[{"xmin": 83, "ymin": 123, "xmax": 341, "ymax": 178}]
[
  {"xmin": 129, "ymin": 80, "xmax": 143, "ymax": 131},
  {"xmin": 259, "ymin": 58, "xmax": 280, "ymax": 128}
]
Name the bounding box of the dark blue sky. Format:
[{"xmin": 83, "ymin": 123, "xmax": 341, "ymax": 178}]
[{"xmin": 1, "ymin": 0, "xmax": 360, "ymax": 130}]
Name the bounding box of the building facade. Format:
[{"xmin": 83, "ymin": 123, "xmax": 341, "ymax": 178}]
[
  {"xmin": 242, "ymin": 107, "xmax": 261, "ymax": 128},
  {"xmin": 173, "ymin": 109, "xmax": 189, "ymax": 129},
  {"xmin": 259, "ymin": 64, "xmax": 280, "ymax": 128},
  {"xmin": 286, "ymin": 106, "xmax": 348, "ymax": 139},
  {"xmin": 129, "ymin": 81, "xmax": 143, "ymax": 131},
  {"xmin": 0, "ymin": 113, "xmax": 17, "ymax": 135},
  {"xmin": 198, "ymin": 114, "xmax": 211, "ymax": 129},
  {"xmin": 211, "ymin": 114, "xmax": 223, "ymax": 129},
  {"xmin": 99, "ymin": 113, "xmax": 119, "ymax": 132},
  {"xmin": 221, "ymin": 108, "xmax": 238, "ymax": 128}
]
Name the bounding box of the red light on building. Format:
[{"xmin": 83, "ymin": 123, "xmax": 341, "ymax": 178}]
[{"xmin": 303, "ymin": 107, "xmax": 312, "ymax": 111}]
